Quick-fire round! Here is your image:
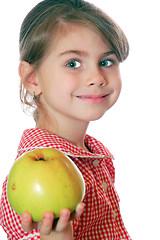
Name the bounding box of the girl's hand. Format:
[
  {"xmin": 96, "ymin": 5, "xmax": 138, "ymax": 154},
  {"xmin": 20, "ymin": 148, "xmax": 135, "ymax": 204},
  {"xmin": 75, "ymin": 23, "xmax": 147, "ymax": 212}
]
[{"xmin": 21, "ymin": 203, "xmax": 85, "ymax": 240}]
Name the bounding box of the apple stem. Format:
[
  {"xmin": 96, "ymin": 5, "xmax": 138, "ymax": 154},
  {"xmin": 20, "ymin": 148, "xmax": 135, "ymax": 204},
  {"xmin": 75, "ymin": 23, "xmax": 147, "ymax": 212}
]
[
  {"xmin": 39, "ymin": 158, "xmax": 46, "ymax": 161},
  {"xmin": 38, "ymin": 153, "xmax": 46, "ymax": 161}
]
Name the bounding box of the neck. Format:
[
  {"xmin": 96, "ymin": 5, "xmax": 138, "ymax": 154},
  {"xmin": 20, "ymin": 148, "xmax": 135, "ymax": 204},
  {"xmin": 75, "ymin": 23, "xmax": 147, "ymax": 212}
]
[{"xmin": 36, "ymin": 112, "xmax": 90, "ymax": 151}]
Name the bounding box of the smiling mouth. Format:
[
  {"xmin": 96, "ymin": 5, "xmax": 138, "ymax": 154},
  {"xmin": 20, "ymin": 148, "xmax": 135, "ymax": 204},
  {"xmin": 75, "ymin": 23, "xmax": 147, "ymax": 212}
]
[
  {"xmin": 77, "ymin": 94, "xmax": 109, "ymax": 99},
  {"xmin": 76, "ymin": 94, "xmax": 110, "ymax": 103}
]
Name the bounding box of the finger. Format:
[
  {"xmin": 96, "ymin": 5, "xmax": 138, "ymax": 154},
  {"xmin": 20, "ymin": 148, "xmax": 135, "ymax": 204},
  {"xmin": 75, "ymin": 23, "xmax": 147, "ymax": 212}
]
[
  {"xmin": 55, "ymin": 209, "xmax": 71, "ymax": 232},
  {"xmin": 37, "ymin": 221, "xmax": 42, "ymax": 230},
  {"xmin": 21, "ymin": 212, "xmax": 34, "ymax": 232},
  {"xmin": 40, "ymin": 212, "xmax": 54, "ymax": 235},
  {"xmin": 70, "ymin": 203, "xmax": 85, "ymax": 221}
]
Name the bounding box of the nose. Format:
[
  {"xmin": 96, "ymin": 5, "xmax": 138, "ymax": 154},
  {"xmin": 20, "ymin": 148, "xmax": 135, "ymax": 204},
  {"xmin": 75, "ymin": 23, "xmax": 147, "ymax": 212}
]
[{"xmin": 86, "ymin": 68, "xmax": 106, "ymax": 87}]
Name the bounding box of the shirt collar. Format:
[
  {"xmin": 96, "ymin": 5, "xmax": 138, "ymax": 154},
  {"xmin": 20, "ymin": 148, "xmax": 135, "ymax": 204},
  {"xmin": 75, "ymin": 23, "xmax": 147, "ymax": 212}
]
[{"xmin": 17, "ymin": 128, "xmax": 114, "ymax": 160}]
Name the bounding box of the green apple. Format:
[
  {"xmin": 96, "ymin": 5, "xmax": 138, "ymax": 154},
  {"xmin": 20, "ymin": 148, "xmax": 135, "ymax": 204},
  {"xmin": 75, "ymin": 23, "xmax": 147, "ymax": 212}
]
[{"xmin": 7, "ymin": 148, "xmax": 85, "ymax": 222}]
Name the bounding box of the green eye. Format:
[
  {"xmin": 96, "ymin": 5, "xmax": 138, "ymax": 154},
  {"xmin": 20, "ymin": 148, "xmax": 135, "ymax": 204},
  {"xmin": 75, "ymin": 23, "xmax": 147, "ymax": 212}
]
[
  {"xmin": 99, "ymin": 59, "xmax": 113, "ymax": 67},
  {"xmin": 66, "ymin": 60, "xmax": 81, "ymax": 69}
]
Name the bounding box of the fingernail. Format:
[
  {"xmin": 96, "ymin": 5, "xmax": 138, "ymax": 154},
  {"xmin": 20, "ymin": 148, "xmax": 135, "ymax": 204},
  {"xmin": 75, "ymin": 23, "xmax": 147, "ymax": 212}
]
[
  {"xmin": 61, "ymin": 210, "xmax": 70, "ymax": 218},
  {"xmin": 43, "ymin": 214, "xmax": 53, "ymax": 221},
  {"xmin": 77, "ymin": 203, "xmax": 85, "ymax": 211},
  {"xmin": 22, "ymin": 214, "xmax": 29, "ymax": 222}
]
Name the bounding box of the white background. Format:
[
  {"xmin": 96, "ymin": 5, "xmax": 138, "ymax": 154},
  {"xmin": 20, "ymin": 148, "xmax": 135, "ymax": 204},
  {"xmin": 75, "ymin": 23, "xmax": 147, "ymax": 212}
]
[{"xmin": 0, "ymin": 0, "xmax": 160, "ymax": 239}]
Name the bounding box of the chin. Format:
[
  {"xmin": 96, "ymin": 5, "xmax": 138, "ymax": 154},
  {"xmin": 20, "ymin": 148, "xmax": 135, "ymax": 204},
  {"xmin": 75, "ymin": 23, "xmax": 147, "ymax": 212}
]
[{"xmin": 84, "ymin": 112, "xmax": 106, "ymax": 122}]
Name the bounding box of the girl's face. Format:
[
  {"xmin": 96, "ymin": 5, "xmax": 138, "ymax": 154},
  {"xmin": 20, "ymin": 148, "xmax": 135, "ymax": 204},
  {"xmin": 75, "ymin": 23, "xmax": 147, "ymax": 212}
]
[{"xmin": 35, "ymin": 24, "xmax": 122, "ymax": 123}]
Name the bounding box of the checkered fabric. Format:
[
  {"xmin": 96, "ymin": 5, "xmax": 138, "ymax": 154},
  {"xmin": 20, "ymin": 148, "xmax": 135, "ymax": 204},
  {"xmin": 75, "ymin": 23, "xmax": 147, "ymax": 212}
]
[{"xmin": 0, "ymin": 128, "xmax": 131, "ymax": 239}]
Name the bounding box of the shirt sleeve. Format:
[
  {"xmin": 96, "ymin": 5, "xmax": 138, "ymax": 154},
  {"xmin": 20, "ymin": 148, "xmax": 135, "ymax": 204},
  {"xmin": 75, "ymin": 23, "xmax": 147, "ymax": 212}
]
[{"xmin": 0, "ymin": 177, "xmax": 40, "ymax": 240}]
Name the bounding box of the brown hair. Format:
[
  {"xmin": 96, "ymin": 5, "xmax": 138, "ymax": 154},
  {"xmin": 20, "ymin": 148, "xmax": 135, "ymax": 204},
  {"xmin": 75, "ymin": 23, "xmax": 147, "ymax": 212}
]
[{"xmin": 19, "ymin": 0, "xmax": 129, "ymax": 117}]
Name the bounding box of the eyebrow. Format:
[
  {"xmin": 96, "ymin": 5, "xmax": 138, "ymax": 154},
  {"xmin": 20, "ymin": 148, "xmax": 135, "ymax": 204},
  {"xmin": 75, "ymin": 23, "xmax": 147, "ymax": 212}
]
[
  {"xmin": 59, "ymin": 50, "xmax": 116, "ymax": 58},
  {"xmin": 102, "ymin": 50, "xmax": 116, "ymax": 58}
]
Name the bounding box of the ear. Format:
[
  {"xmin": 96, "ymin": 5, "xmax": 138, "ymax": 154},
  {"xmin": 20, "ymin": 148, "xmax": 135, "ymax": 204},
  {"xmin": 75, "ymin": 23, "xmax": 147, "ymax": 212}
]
[{"xmin": 18, "ymin": 61, "xmax": 42, "ymax": 95}]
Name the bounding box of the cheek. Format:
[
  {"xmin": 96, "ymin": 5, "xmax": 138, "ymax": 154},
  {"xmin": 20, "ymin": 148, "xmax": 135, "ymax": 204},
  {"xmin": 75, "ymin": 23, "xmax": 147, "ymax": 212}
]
[
  {"xmin": 111, "ymin": 75, "xmax": 122, "ymax": 93},
  {"xmin": 61, "ymin": 76, "xmax": 80, "ymax": 94},
  {"xmin": 117, "ymin": 78, "xmax": 122, "ymax": 93},
  {"xmin": 113, "ymin": 70, "xmax": 122, "ymax": 92},
  {"xmin": 111, "ymin": 75, "xmax": 122, "ymax": 103}
]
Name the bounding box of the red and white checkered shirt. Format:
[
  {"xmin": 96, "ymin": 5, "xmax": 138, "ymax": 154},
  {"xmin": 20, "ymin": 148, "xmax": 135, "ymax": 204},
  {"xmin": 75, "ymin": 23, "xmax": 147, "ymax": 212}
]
[{"xmin": 0, "ymin": 128, "xmax": 131, "ymax": 239}]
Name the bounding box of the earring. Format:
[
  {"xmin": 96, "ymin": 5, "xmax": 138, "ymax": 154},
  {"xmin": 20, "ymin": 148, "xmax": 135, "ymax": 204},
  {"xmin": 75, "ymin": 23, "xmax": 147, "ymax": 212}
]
[{"xmin": 33, "ymin": 92, "xmax": 38, "ymax": 101}]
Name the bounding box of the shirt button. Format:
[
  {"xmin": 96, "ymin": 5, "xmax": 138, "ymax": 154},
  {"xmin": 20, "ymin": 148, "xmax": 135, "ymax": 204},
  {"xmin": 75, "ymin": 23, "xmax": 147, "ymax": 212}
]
[{"xmin": 93, "ymin": 159, "xmax": 99, "ymax": 167}]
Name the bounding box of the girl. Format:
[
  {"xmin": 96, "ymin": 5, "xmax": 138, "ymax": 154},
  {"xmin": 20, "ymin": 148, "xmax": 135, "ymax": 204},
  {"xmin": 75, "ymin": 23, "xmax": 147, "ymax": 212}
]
[{"xmin": 0, "ymin": 0, "xmax": 131, "ymax": 239}]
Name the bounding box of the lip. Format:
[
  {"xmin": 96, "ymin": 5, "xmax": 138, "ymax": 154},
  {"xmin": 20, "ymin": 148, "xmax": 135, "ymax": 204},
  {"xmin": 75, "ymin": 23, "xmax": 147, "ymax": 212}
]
[{"xmin": 76, "ymin": 94, "xmax": 110, "ymax": 103}]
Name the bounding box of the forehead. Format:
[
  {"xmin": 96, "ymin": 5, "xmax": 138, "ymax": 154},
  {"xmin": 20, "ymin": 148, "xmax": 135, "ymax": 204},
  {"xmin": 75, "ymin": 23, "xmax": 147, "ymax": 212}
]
[{"xmin": 48, "ymin": 23, "xmax": 111, "ymax": 54}]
